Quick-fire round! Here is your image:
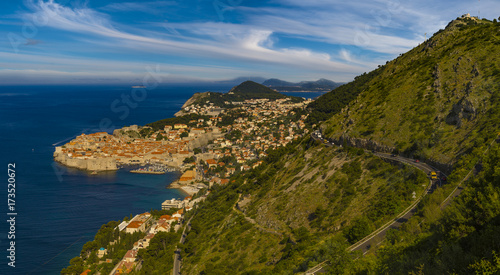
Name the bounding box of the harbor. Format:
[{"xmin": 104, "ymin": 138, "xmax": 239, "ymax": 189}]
[{"xmin": 129, "ymin": 164, "xmax": 177, "ymax": 175}]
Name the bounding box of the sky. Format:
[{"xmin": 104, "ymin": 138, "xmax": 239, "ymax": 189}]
[{"xmin": 0, "ymin": 0, "xmax": 498, "ymax": 85}]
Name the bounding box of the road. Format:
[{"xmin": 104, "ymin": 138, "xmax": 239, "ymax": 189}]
[
  {"xmin": 310, "ymin": 131, "xmax": 442, "ymax": 254},
  {"xmin": 173, "ymin": 216, "xmax": 193, "ymax": 275},
  {"xmin": 348, "ymin": 152, "xmax": 435, "ymax": 254}
]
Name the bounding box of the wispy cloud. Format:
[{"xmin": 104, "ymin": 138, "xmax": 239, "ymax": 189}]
[
  {"xmin": 24, "ymin": 39, "xmax": 41, "ymax": 46},
  {"xmin": 99, "ymin": 1, "xmax": 176, "ymax": 14},
  {"xmin": 23, "ymin": 0, "xmax": 366, "ymax": 74},
  {"xmin": 0, "ymin": 50, "xmax": 276, "ymax": 84}
]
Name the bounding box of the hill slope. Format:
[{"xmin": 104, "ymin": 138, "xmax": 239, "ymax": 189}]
[
  {"xmin": 320, "ymin": 17, "xmax": 500, "ymax": 166},
  {"xmin": 183, "ymin": 80, "xmax": 298, "ymax": 108},
  {"xmin": 228, "ymin": 80, "xmax": 288, "ymax": 99}
]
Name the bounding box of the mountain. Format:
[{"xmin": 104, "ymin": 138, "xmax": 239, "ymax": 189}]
[
  {"xmin": 168, "ymin": 81, "xmax": 302, "ymax": 118},
  {"xmin": 215, "ymin": 76, "xmax": 268, "ymax": 86},
  {"xmin": 227, "ymin": 80, "xmax": 287, "ymax": 99},
  {"xmin": 319, "ymin": 17, "xmax": 500, "ymax": 165},
  {"xmin": 299, "ymin": 78, "xmax": 340, "ymax": 89},
  {"xmin": 261, "ymin": 78, "xmax": 296, "ymax": 87},
  {"xmin": 177, "ymin": 17, "xmax": 500, "ymax": 274},
  {"xmin": 262, "ymin": 78, "xmax": 343, "ymax": 91}
]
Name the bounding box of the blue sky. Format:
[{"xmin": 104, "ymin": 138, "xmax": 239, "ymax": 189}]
[{"xmin": 0, "ymin": 0, "xmax": 498, "ymax": 85}]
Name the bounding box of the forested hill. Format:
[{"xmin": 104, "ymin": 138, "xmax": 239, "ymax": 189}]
[
  {"xmin": 184, "ymin": 80, "xmax": 303, "ymax": 108},
  {"xmin": 228, "ymin": 80, "xmax": 287, "ymax": 99}
]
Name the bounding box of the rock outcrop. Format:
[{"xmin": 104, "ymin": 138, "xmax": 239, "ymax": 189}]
[
  {"xmin": 332, "ymin": 135, "xmax": 395, "ymax": 153},
  {"xmin": 446, "ymin": 97, "xmax": 476, "ymax": 128}
]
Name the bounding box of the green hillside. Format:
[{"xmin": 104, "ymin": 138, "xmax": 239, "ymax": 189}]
[
  {"xmin": 180, "ymin": 142, "xmax": 428, "ymax": 274},
  {"xmin": 322, "ymin": 17, "xmax": 500, "ymax": 166},
  {"xmin": 228, "ymin": 80, "xmax": 287, "ymax": 99},
  {"xmin": 187, "ymin": 81, "xmax": 300, "ymax": 108}
]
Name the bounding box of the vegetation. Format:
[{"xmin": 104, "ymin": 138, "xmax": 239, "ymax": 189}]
[
  {"xmin": 178, "ymin": 136, "xmax": 428, "ymax": 273},
  {"xmin": 188, "ymin": 81, "xmax": 304, "ymax": 108},
  {"xmin": 306, "ymin": 70, "xmax": 379, "ymax": 125},
  {"xmin": 147, "ymin": 114, "xmax": 210, "ymax": 131},
  {"xmin": 136, "ymin": 232, "xmax": 180, "ymax": 274},
  {"xmin": 323, "ymin": 18, "xmax": 500, "ymax": 165},
  {"xmin": 61, "ymin": 220, "xmax": 147, "ymax": 275},
  {"xmin": 370, "ymin": 142, "xmax": 500, "ymax": 274}
]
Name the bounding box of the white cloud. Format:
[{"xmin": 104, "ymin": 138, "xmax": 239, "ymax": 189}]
[
  {"xmin": 339, "ymin": 49, "xmax": 352, "ymax": 62},
  {"xmin": 100, "ymin": 1, "xmax": 176, "ymax": 14},
  {"xmin": 23, "ymin": 0, "xmax": 366, "ymax": 75}
]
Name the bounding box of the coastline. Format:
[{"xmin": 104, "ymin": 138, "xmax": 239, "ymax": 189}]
[{"xmin": 167, "ymin": 180, "xmax": 201, "ymax": 196}]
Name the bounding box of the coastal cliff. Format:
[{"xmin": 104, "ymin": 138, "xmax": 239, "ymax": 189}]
[
  {"xmin": 53, "ymin": 151, "xmax": 118, "ymax": 171},
  {"xmin": 174, "ymin": 92, "xmax": 211, "ymax": 116}
]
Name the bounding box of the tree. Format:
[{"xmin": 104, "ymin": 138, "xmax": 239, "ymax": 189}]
[
  {"xmin": 180, "ymin": 132, "xmax": 189, "ymax": 138},
  {"xmin": 468, "ymin": 251, "xmax": 500, "ymax": 274},
  {"xmin": 344, "ymin": 217, "xmax": 372, "ymax": 244},
  {"xmin": 81, "ymin": 241, "xmax": 97, "ymax": 259},
  {"xmin": 312, "ymin": 237, "xmax": 353, "ymax": 274},
  {"xmin": 87, "ymin": 251, "xmax": 99, "ymax": 264},
  {"xmin": 156, "ymin": 133, "xmax": 163, "ymax": 141},
  {"xmin": 139, "ymin": 127, "xmax": 152, "ymax": 138},
  {"xmin": 183, "ymin": 156, "xmax": 195, "ymax": 163},
  {"xmin": 61, "ymin": 257, "xmax": 84, "ymax": 275}
]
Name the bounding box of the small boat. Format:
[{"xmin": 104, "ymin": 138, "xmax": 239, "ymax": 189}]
[{"xmin": 91, "ymin": 171, "xmax": 97, "ymax": 175}]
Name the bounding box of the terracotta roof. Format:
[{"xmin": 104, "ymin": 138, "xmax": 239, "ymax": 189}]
[{"xmin": 127, "ymin": 221, "xmax": 143, "ymax": 229}]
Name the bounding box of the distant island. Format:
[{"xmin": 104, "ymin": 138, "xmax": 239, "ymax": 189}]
[{"xmin": 262, "ymin": 78, "xmax": 343, "ymax": 92}]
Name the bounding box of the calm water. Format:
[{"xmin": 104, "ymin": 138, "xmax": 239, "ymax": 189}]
[{"xmin": 0, "ymin": 85, "xmax": 230, "ymax": 274}]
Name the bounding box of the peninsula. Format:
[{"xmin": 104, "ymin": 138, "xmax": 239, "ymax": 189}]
[{"xmin": 54, "ymin": 81, "xmax": 312, "ymax": 192}]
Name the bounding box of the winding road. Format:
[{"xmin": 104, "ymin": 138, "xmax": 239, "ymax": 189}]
[
  {"xmin": 348, "ymin": 152, "xmax": 435, "ymax": 254},
  {"xmin": 310, "ymin": 132, "xmax": 444, "ymax": 254}
]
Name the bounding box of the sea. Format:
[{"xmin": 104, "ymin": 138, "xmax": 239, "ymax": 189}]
[{"xmin": 0, "ymin": 84, "xmax": 326, "ymax": 274}]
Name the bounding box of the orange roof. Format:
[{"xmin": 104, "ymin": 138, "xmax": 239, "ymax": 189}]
[
  {"xmin": 127, "ymin": 221, "xmax": 143, "ymax": 229},
  {"xmin": 80, "ymin": 270, "xmax": 92, "ymax": 275},
  {"xmin": 206, "ymin": 159, "xmax": 217, "ymax": 164},
  {"xmin": 160, "ymin": 215, "xmax": 172, "ymax": 220}
]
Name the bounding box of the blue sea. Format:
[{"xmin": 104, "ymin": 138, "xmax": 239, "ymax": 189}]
[{"xmin": 0, "ymin": 85, "xmax": 326, "ymax": 274}]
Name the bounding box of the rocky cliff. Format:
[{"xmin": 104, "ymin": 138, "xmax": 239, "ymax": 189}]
[{"xmin": 54, "ymin": 152, "xmax": 118, "ymax": 171}]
